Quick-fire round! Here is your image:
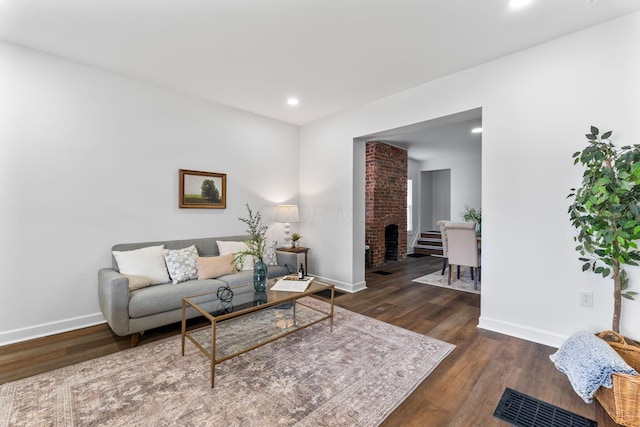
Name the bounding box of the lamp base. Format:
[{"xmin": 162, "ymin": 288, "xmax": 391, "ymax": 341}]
[{"xmin": 283, "ymin": 224, "xmax": 292, "ymax": 249}]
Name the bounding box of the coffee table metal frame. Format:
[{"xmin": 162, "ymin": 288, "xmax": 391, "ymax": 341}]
[{"xmin": 181, "ymin": 278, "xmax": 335, "ymax": 387}]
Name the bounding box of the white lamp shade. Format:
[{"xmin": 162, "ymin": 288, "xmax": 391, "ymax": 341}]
[{"xmin": 276, "ymin": 205, "xmax": 299, "ymax": 223}]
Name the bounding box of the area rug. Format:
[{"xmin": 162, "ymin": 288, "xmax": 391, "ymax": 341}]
[
  {"xmin": 0, "ymin": 298, "xmax": 454, "ymax": 427},
  {"xmin": 412, "ymin": 271, "xmax": 481, "ymax": 294}
]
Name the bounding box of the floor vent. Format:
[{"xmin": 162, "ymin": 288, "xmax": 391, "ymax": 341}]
[
  {"xmin": 493, "ymin": 388, "xmax": 597, "ymax": 427},
  {"xmin": 372, "ymin": 271, "xmax": 392, "ymax": 275}
]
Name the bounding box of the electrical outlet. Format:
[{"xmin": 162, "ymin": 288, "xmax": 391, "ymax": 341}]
[{"xmin": 580, "ymin": 291, "xmax": 593, "ymax": 307}]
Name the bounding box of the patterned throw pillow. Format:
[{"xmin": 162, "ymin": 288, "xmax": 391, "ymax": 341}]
[
  {"xmin": 264, "ymin": 240, "xmax": 278, "ymax": 266},
  {"xmin": 163, "ymin": 245, "xmax": 199, "ymax": 284}
]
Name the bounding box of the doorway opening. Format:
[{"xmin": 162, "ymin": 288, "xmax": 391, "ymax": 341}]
[{"xmin": 421, "ymin": 169, "xmax": 451, "ymax": 231}]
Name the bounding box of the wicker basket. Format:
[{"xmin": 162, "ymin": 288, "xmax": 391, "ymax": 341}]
[{"xmin": 594, "ymin": 331, "xmax": 640, "ymax": 427}]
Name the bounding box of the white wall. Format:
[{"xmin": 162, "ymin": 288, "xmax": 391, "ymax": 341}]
[
  {"xmin": 420, "ymin": 170, "xmax": 434, "ymax": 231},
  {"xmin": 431, "ymin": 169, "xmax": 452, "ymax": 228},
  {"xmin": 300, "ymin": 12, "xmax": 640, "ymax": 345},
  {"xmin": 0, "ymin": 41, "xmax": 299, "ymax": 344},
  {"xmin": 407, "ymin": 158, "xmax": 420, "ymax": 234},
  {"xmin": 422, "ymin": 151, "xmax": 481, "ymax": 225}
]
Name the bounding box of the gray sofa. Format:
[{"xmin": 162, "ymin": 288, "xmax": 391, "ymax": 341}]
[{"xmin": 98, "ymin": 235, "xmax": 296, "ymax": 346}]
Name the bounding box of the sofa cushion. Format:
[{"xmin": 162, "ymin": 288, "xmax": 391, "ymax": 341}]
[
  {"xmin": 266, "ymin": 264, "xmax": 289, "ymax": 279},
  {"xmin": 163, "ymin": 245, "xmax": 199, "ymax": 284},
  {"xmin": 128, "ymin": 278, "xmax": 254, "ymax": 318},
  {"xmin": 217, "ymin": 240, "xmax": 254, "ymax": 271},
  {"xmin": 197, "ymin": 254, "xmax": 234, "ymax": 280},
  {"xmin": 111, "ymin": 235, "xmax": 249, "ymax": 270},
  {"xmin": 112, "ymin": 245, "xmax": 170, "ymax": 285}
]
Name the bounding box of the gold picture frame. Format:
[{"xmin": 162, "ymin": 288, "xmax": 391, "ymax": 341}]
[{"xmin": 179, "ymin": 169, "xmax": 227, "ymax": 209}]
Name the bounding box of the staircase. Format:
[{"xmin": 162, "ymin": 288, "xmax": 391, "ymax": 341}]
[{"xmin": 414, "ymin": 230, "xmax": 444, "ymax": 256}]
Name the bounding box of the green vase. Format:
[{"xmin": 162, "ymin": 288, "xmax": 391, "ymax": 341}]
[{"xmin": 253, "ymin": 259, "xmax": 268, "ymax": 291}]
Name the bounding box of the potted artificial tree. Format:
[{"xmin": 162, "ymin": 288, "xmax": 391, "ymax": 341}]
[{"xmin": 568, "ymin": 126, "xmax": 640, "ymax": 332}]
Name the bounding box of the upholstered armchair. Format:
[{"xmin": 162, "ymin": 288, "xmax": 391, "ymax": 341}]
[
  {"xmin": 444, "ymin": 222, "xmax": 481, "ymax": 290},
  {"xmin": 436, "ymin": 220, "xmax": 449, "ymax": 275}
]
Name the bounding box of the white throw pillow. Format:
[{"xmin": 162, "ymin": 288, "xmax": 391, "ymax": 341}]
[
  {"xmin": 112, "ymin": 245, "xmax": 170, "ymax": 285},
  {"xmin": 216, "ymin": 240, "xmax": 254, "ymax": 271},
  {"xmin": 163, "ymin": 245, "xmax": 199, "ymax": 284}
]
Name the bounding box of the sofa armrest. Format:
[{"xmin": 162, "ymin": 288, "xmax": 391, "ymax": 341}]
[
  {"xmin": 276, "ymin": 251, "xmax": 297, "ymax": 274},
  {"xmin": 98, "ymin": 268, "xmax": 130, "ymax": 336}
]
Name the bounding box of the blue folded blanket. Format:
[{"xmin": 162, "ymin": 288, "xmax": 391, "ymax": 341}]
[{"xmin": 550, "ymin": 330, "xmax": 638, "ymax": 403}]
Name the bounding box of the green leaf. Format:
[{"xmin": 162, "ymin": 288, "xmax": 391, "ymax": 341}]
[
  {"xmin": 582, "ymin": 263, "xmax": 591, "ymax": 272},
  {"xmin": 601, "ymin": 130, "xmax": 612, "ymax": 139},
  {"xmin": 585, "ymin": 134, "xmax": 597, "ymax": 141},
  {"xmin": 591, "ymin": 126, "xmax": 599, "ymax": 136}
]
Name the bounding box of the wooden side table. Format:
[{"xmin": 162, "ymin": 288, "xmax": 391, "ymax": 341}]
[{"xmin": 277, "ymin": 246, "xmax": 310, "ymax": 273}]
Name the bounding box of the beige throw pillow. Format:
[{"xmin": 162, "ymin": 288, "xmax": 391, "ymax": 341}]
[
  {"xmin": 197, "ymin": 254, "xmax": 235, "ymax": 280},
  {"xmin": 112, "ymin": 245, "xmax": 170, "ymax": 285},
  {"xmin": 124, "ymin": 274, "xmax": 153, "ymax": 291}
]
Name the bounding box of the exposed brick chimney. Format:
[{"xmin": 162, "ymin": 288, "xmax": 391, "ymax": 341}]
[{"xmin": 365, "ymin": 141, "xmax": 408, "ymax": 267}]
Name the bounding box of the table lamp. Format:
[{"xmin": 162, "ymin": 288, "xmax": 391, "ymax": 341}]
[{"xmin": 276, "ymin": 205, "xmax": 299, "ymax": 248}]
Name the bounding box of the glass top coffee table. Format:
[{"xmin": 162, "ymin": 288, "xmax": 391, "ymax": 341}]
[{"xmin": 181, "ymin": 277, "xmax": 335, "ymax": 387}]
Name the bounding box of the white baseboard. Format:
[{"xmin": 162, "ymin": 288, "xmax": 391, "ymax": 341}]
[
  {"xmin": 478, "ymin": 316, "xmax": 568, "ymax": 349},
  {"xmin": 0, "ymin": 313, "xmax": 106, "ymax": 347},
  {"xmin": 311, "ymin": 275, "xmax": 367, "ymax": 293}
]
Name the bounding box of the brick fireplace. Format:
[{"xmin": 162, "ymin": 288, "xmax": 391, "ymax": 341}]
[{"xmin": 365, "ymin": 141, "xmax": 407, "ymax": 267}]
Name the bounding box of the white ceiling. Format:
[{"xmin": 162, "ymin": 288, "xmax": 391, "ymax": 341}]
[
  {"xmin": 1, "ymin": 0, "xmax": 640, "ymax": 126},
  {"xmin": 358, "ymin": 108, "xmax": 482, "ymax": 162}
]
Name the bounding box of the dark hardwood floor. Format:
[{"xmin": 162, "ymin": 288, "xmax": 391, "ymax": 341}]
[{"xmin": 0, "ymin": 256, "xmax": 621, "ymax": 426}]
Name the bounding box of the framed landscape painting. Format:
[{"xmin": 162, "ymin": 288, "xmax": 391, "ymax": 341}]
[{"xmin": 179, "ymin": 169, "xmax": 226, "ymax": 209}]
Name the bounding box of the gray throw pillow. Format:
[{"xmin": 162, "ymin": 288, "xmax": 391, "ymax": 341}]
[
  {"xmin": 265, "ymin": 240, "xmax": 278, "ymax": 266},
  {"xmin": 163, "ymin": 245, "xmax": 199, "ymax": 284}
]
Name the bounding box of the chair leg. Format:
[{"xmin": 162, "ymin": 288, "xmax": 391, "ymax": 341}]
[
  {"xmin": 441, "ymin": 257, "xmax": 447, "ymax": 275},
  {"xmin": 470, "ymin": 267, "xmax": 474, "ymax": 280},
  {"xmin": 448, "ymin": 264, "xmax": 452, "ymax": 285},
  {"xmin": 457, "ymin": 265, "xmax": 460, "ymax": 279},
  {"xmin": 474, "ymin": 268, "xmax": 478, "ymax": 290},
  {"xmin": 478, "ymin": 266, "xmax": 481, "ymax": 282}
]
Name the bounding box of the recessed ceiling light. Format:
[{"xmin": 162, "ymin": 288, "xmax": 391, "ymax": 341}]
[
  {"xmin": 471, "ymin": 127, "xmax": 483, "ymax": 134},
  {"xmin": 509, "ymin": 0, "xmax": 532, "ymax": 8},
  {"xmin": 287, "ymin": 98, "xmax": 299, "ymax": 106}
]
